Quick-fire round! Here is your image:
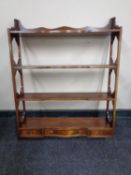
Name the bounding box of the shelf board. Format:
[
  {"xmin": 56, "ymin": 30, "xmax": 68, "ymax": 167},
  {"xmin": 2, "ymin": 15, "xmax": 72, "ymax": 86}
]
[
  {"xmin": 14, "ymin": 64, "xmax": 116, "ymax": 70},
  {"xmin": 19, "ymin": 117, "xmax": 113, "ymax": 138},
  {"xmin": 10, "ymin": 29, "xmax": 120, "ymax": 37},
  {"xmin": 18, "ymin": 92, "xmax": 114, "ymax": 101},
  {"xmin": 21, "ymin": 117, "xmax": 111, "ymax": 129},
  {"xmin": 9, "ymin": 18, "xmax": 121, "ymax": 37}
]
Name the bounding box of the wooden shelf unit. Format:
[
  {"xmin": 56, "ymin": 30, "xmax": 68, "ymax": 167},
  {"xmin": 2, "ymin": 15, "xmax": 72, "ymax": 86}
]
[{"xmin": 8, "ymin": 17, "xmax": 122, "ymax": 138}]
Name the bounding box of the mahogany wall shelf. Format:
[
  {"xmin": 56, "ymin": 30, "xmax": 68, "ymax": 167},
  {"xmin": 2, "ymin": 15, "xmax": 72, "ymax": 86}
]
[{"xmin": 8, "ymin": 17, "xmax": 122, "ymax": 138}]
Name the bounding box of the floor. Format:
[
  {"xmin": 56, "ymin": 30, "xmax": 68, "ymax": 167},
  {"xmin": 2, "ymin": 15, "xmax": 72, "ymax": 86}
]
[{"xmin": 0, "ymin": 116, "xmax": 131, "ymax": 175}]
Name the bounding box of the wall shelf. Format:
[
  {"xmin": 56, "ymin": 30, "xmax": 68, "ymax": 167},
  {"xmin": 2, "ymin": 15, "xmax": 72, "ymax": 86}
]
[{"xmin": 8, "ymin": 17, "xmax": 122, "ymax": 138}]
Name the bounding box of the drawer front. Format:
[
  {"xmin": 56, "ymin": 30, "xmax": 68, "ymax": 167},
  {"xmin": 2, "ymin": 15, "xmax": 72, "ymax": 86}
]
[
  {"xmin": 19, "ymin": 128, "xmax": 113, "ymax": 138},
  {"xmin": 20, "ymin": 129, "xmax": 43, "ymax": 138},
  {"xmin": 88, "ymin": 129, "xmax": 113, "ymax": 138},
  {"xmin": 45, "ymin": 128, "xmax": 88, "ymax": 137}
]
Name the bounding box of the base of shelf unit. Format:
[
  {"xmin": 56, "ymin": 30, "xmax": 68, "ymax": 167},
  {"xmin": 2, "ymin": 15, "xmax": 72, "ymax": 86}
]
[{"xmin": 19, "ymin": 117, "xmax": 113, "ymax": 138}]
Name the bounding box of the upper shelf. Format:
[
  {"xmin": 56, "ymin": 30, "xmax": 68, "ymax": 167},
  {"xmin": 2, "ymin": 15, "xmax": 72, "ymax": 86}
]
[{"xmin": 8, "ymin": 17, "xmax": 121, "ymax": 37}]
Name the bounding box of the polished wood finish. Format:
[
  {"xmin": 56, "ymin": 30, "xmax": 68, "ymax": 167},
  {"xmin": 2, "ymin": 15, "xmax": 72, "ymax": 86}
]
[
  {"xmin": 8, "ymin": 17, "xmax": 122, "ymax": 138},
  {"xmin": 9, "ymin": 18, "xmax": 120, "ymax": 37},
  {"xmin": 18, "ymin": 92, "xmax": 114, "ymax": 101},
  {"xmin": 20, "ymin": 117, "xmax": 112, "ymax": 138}
]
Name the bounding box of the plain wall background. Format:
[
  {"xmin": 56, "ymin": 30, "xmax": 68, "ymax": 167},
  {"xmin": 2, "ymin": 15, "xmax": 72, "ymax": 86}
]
[{"xmin": 0, "ymin": 0, "xmax": 131, "ymax": 110}]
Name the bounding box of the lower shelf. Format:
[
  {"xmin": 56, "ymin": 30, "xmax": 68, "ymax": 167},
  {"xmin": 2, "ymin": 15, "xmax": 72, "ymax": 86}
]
[{"xmin": 19, "ymin": 117, "xmax": 113, "ymax": 138}]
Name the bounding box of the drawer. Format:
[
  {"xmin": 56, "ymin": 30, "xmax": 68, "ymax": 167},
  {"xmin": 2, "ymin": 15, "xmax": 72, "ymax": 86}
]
[
  {"xmin": 45, "ymin": 128, "xmax": 88, "ymax": 137},
  {"xmin": 20, "ymin": 129, "xmax": 43, "ymax": 138},
  {"xmin": 88, "ymin": 129, "xmax": 113, "ymax": 138}
]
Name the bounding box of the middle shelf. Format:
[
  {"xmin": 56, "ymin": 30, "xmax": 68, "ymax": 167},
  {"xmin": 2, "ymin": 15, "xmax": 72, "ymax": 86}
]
[
  {"xmin": 17, "ymin": 92, "xmax": 114, "ymax": 101},
  {"xmin": 14, "ymin": 64, "xmax": 116, "ymax": 70}
]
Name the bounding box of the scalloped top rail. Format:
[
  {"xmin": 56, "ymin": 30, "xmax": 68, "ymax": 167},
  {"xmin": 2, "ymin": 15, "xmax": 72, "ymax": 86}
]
[{"xmin": 9, "ymin": 17, "xmax": 121, "ymax": 36}]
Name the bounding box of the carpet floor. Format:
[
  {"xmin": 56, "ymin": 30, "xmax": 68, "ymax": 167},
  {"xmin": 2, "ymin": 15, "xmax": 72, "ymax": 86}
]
[{"xmin": 0, "ymin": 116, "xmax": 131, "ymax": 175}]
